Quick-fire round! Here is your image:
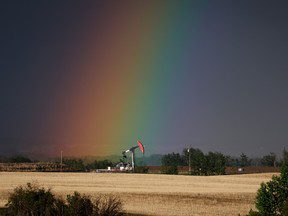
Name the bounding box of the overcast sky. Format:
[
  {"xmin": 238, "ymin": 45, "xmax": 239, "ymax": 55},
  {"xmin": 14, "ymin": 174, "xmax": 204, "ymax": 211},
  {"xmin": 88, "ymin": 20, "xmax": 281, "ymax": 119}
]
[{"xmin": 0, "ymin": 1, "xmax": 288, "ymax": 157}]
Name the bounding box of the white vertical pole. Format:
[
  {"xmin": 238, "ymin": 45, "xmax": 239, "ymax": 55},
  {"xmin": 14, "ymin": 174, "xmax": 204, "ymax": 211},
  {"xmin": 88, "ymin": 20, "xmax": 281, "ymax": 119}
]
[
  {"xmin": 61, "ymin": 150, "xmax": 63, "ymax": 164},
  {"xmin": 131, "ymin": 150, "xmax": 135, "ymax": 171},
  {"xmin": 188, "ymin": 148, "xmax": 191, "ymax": 174},
  {"xmin": 60, "ymin": 150, "xmax": 63, "ymax": 172}
]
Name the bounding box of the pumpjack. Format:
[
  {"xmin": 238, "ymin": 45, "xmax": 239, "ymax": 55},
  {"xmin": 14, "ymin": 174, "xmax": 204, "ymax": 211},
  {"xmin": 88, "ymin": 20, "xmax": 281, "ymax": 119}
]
[{"xmin": 122, "ymin": 140, "xmax": 145, "ymax": 171}]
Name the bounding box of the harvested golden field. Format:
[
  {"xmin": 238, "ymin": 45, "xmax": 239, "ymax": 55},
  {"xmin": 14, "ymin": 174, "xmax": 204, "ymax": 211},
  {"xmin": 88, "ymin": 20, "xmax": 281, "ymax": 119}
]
[{"xmin": 0, "ymin": 172, "xmax": 277, "ymax": 216}]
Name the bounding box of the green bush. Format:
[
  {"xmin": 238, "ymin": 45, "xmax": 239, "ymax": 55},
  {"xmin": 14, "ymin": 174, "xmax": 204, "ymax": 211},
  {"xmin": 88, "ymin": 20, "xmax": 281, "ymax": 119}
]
[
  {"xmin": 4, "ymin": 183, "xmax": 124, "ymax": 216},
  {"xmin": 67, "ymin": 192, "xmax": 95, "ymax": 216},
  {"xmin": 5, "ymin": 182, "xmax": 66, "ymax": 216},
  {"xmin": 134, "ymin": 166, "xmax": 149, "ymax": 174},
  {"xmin": 246, "ymin": 209, "xmax": 260, "ymax": 216},
  {"xmin": 63, "ymin": 158, "xmax": 86, "ymax": 171},
  {"xmin": 66, "ymin": 192, "xmax": 123, "ymax": 216},
  {"xmin": 282, "ymin": 198, "xmax": 288, "ymax": 215},
  {"xmin": 0, "ymin": 208, "xmax": 8, "ymax": 215},
  {"xmin": 246, "ymin": 164, "xmax": 288, "ymax": 215},
  {"xmin": 97, "ymin": 195, "xmax": 124, "ymax": 216},
  {"xmin": 161, "ymin": 166, "xmax": 178, "ymax": 175}
]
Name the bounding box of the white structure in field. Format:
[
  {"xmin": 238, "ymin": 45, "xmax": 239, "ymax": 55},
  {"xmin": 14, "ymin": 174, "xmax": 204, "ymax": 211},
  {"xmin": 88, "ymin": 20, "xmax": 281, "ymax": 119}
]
[{"xmin": 121, "ymin": 140, "xmax": 145, "ymax": 171}]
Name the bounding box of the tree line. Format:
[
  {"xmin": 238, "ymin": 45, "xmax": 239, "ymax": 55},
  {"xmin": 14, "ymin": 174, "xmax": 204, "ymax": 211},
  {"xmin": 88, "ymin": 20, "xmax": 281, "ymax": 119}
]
[
  {"xmin": 161, "ymin": 148, "xmax": 227, "ymax": 175},
  {"xmin": 1, "ymin": 148, "xmax": 287, "ymax": 174},
  {"xmin": 0, "ymin": 155, "xmax": 114, "ymax": 172},
  {"xmin": 161, "ymin": 148, "xmax": 287, "ymax": 175},
  {"xmin": 61, "ymin": 159, "xmax": 114, "ymax": 171}
]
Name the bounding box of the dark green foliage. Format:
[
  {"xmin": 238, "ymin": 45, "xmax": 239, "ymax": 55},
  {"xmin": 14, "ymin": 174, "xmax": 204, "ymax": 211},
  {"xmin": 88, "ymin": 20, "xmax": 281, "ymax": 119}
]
[
  {"xmin": 5, "ymin": 183, "xmax": 124, "ymax": 216},
  {"xmin": 98, "ymin": 160, "xmax": 113, "ymax": 169},
  {"xmin": 66, "ymin": 193, "xmax": 123, "ymax": 216},
  {"xmin": 97, "ymin": 195, "xmax": 124, "ymax": 216},
  {"xmin": 0, "ymin": 207, "xmax": 8, "ymax": 215},
  {"xmin": 5, "ymin": 182, "xmax": 66, "ymax": 216},
  {"xmin": 183, "ymin": 148, "xmax": 227, "ymax": 175},
  {"xmin": 161, "ymin": 166, "xmax": 178, "ymax": 175},
  {"xmin": 161, "ymin": 148, "xmax": 227, "ymax": 176},
  {"xmin": 281, "ymin": 164, "xmax": 288, "ymax": 181},
  {"xmin": 134, "ymin": 166, "xmax": 149, "ymax": 174},
  {"xmin": 8, "ymin": 155, "xmax": 32, "ymax": 163},
  {"xmin": 282, "ymin": 198, "xmax": 288, "ymax": 215},
  {"xmin": 248, "ymin": 163, "xmax": 288, "ymax": 215},
  {"xmin": 248, "ymin": 149, "xmax": 288, "ymax": 215},
  {"xmin": 63, "ymin": 158, "xmax": 85, "ymax": 171},
  {"xmin": 281, "ymin": 148, "xmax": 288, "ymax": 167},
  {"xmin": 161, "ymin": 153, "xmax": 181, "ymax": 175},
  {"xmin": 256, "ymin": 178, "xmax": 280, "ymax": 215},
  {"xmin": 261, "ymin": 153, "xmax": 277, "ymax": 167},
  {"xmin": 86, "ymin": 160, "xmax": 114, "ymax": 171},
  {"xmin": 246, "ymin": 209, "xmax": 261, "ymax": 216},
  {"xmin": 240, "ymin": 153, "xmax": 251, "ymax": 167},
  {"xmin": 222, "ymin": 153, "xmax": 250, "ymax": 167},
  {"xmin": 66, "ymin": 192, "xmax": 94, "ymax": 216},
  {"xmin": 161, "ymin": 152, "xmax": 185, "ymax": 166},
  {"xmin": 205, "ymin": 152, "xmax": 227, "ymax": 175},
  {"xmin": 187, "ymin": 148, "xmax": 207, "ymax": 175}
]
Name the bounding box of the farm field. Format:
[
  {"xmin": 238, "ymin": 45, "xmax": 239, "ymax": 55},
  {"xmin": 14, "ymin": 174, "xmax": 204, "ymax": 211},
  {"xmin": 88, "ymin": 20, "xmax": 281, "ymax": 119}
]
[{"xmin": 0, "ymin": 172, "xmax": 277, "ymax": 216}]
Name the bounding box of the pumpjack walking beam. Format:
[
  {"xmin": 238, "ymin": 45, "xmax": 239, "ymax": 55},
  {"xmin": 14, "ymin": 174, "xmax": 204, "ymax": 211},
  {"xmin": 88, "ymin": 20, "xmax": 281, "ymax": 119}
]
[{"xmin": 122, "ymin": 140, "xmax": 145, "ymax": 171}]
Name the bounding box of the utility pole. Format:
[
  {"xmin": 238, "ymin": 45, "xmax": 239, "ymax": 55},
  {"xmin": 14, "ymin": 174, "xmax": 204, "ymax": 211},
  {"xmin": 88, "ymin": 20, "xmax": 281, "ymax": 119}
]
[
  {"xmin": 283, "ymin": 146, "xmax": 287, "ymax": 165},
  {"xmin": 187, "ymin": 148, "xmax": 191, "ymax": 174},
  {"xmin": 60, "ymin": 150, "xmax": 63, "ymax": 172},
  {"xmin": 131, "ymin": 150, "xmax": 135, "ymax": 171}
]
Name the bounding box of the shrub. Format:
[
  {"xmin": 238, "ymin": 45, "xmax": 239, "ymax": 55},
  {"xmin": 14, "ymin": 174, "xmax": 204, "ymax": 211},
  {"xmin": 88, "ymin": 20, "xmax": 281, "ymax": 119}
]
[
  {"xmin": 96, "ymin": 195, "xmax": 124, "ymax": 216},
  {"xmin": 0, "ymin": 207, "xmax": 8, "ymax": 215},
  {"xmin": 5, "ymin": 182, "xmax": 66, "ymax": 216},
  {"xmin": 66, "ymin": 193, "xmax": 123, "ymax": 216},
  {"xmin": 67, "ymin": 192, "xmax": 95, "ymax": 215},
  {"xmin": 63, "ymin": 158, "xmax": 85, "ymax": 171},
  {"xmin": 134, "ymin": 166, "xmax": 149, "ymax": 174},
  {"xmin": 246, "ymin": 209, "xmax": 260, "ymax": 216},
  {"xmin": 246, "ymin": 164, "xmax": 288, "ymax": 215},
  {"xmin": 161, "ymin": 166, "xmax": 178, "ymax": 175},
  {"xmin": 282, "ymin": 198, "xmax": 288, "ymax": 215},
  {"xmin": 5, "ymin": 183, "xmax": 124, "ymax": 216}
]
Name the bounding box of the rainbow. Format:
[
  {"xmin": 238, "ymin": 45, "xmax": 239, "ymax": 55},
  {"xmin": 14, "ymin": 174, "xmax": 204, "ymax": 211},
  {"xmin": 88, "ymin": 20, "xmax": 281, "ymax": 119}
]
[{"xmin": 46, "ymin": 1, "xmax": 206, "ymax": 156}]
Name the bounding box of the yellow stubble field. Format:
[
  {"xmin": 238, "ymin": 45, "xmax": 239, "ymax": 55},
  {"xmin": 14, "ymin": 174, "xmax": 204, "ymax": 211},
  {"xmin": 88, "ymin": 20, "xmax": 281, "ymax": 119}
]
[{"xmin": 0, "ymin": 172, "xmax": 276, "ymax": 215}]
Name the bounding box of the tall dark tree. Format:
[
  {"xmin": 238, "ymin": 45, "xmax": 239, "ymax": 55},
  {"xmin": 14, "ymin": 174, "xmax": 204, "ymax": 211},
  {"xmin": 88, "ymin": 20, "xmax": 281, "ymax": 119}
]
[
  {"xmin": 283, "ymin": 148, "xmax": 288, "ymax": 166},
  {"xmin": 239, "ymin": 153, "xmax": 251, "ymax": 167},
  {"xmin": 261, "ymin": 153, "xmax": 276, "ymax": 167},
  {"xmin": 161, "ymin": 152, "xmax": 185, "ymax": 166},
  {"xmin": 182, "ymin": 148, "xmax": 206, "ymax": 174},
  {"xmin": 206, "ymin": 152, "xmax": 227, "ymax": 175}
]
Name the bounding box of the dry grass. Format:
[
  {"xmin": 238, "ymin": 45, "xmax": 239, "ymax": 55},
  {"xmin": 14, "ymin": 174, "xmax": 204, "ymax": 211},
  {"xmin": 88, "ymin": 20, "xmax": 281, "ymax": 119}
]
[{"xmin": 0, "ymin": 172, "xmax": 277, "ymax": 215}]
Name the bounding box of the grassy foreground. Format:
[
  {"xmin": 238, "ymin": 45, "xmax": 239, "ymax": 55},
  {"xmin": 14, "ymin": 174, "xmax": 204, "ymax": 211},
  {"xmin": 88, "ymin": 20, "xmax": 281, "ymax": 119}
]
[{"xmin": 0, "ymin": 172, "xmax": 276, "ymax": 216}]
